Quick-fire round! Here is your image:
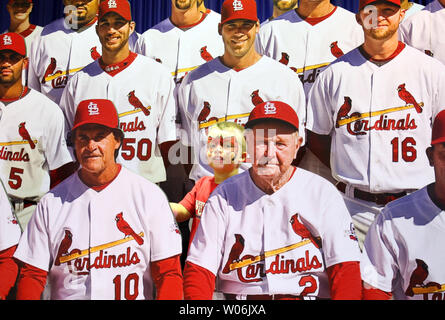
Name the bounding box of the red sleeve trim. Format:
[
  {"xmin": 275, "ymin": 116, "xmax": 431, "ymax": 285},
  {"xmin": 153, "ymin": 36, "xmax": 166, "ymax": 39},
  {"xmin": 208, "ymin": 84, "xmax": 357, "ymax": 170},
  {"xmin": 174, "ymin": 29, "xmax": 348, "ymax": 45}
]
[
  {"xmin": 183, "ymin": 261, "xmax": 215, "ymax": 300},
  {"xmin": 0, "ymin": 245, "xmax": 19, "ymax": 299},
  {"xmin": 326, "ymin": 261, "xmax": 362, "ymax": 300},
  {"xmin": 15, "ymin": 262, "xmax": 47, "ymax": 300},
  {"xmin": 363, "ymin": 287, "xmax": 392, "ymax": 300},
  {"xmin": 151, "ymin": 255, "xmax": 183, "ymax": 300}
]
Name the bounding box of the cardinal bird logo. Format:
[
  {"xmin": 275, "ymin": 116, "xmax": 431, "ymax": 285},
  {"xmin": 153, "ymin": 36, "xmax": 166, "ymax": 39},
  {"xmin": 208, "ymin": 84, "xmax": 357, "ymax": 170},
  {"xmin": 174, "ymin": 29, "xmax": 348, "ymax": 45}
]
[
  {"xmin": 222, "ymin": 234, "xmax": 245, "ymax": 274},
  {"xmin": 330, "ymin": 41, "xmax": 344, "ymax": 58},
  {"xmin": 279, "ymin": 52, "xmax": 290, "ymax": 66},
  {"xmin": 197, "ymin": 101, "xmax": 211, "ymax": 122},
  {"xmin": 90, "ymin": 46, "xmax": 101, "ymax": 60},
  {"xmin": 18, "ymin": 122, "xmax": 35, "ymax": 149},
  {"xmin": 200, "ymin": 46, "xmax": 214, "ymax": 62},
  {"xmin": 42, "ymin": 57, "xmax": 57, "ymax": 84},
  {"xmin": 405, "ymin": 259, "xmax": 441, "ymax": 297},
  {"xmin": 55, "ymin": 229, "xmax": 73, "ymax": 266},
  {"xmin": 335, "ymin": 96, "xmax": 352, "ymax": 128},
  {"xmin": 397, "ymin": 83, "xmax": 423, "ymax": 113},
  {"xmin": 251, "ymin": 89, "xmax": 264, "ymax": 106},
  {"xmin": 128, "ymin": 90, "xmax": 150, "ymax": 116},
  {"xmin": 290, "ymin": 213, "xmax": 322, "ymax": 249},
  {"xmin": 115, "ymin": 212, "xmax": 144, "ymax": 245}
]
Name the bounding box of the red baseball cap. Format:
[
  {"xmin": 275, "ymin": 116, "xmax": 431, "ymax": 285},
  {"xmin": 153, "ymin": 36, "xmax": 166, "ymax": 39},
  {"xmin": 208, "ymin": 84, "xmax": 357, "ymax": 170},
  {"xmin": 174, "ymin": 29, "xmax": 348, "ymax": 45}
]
[
  {"xmin": 98, "ymin": 0, "xmax": 132, "ymax": 21},
  {"xmin": 221, "ymin": 0, "xmax": 258, "ymax": 25},
  {"xmin": 0, "ymin": 32, "xmax": 26, "ymax": 57},
  {"xmin": 245, "ymin": 101, "xmax": 299, "ymax": 131},
  {"xmin": 359, "ymin": 0, "xmax": 401, "ymax": 11},
  {"xmin": 432, "ymin": 110, "xmax": 445, "ymax": 145},
  {"xmin": 72, "ymin": 99, "xmax": 123, "ymax": 138}
]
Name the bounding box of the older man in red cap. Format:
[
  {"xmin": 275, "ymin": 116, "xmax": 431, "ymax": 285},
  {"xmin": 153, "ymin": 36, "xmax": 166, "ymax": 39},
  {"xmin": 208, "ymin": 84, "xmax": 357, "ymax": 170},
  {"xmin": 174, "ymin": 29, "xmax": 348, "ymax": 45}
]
[
  {"xmin": 184, "ymin": 101, "xmax": 362, "ymax": 300},
  {"xmin": 177, "ymin": 0, "xmax": 306, "ymax": 187},
  {"xmin": 13, "ymin": 98, "xmax": 183, "ymax": 300},
  {"xmin": 361, "ymin": 109, "xmax": 445, "ymax": 300},
  {"xmin": 306, "ymin": 0, "xmax": 445, "ymax": 249}
]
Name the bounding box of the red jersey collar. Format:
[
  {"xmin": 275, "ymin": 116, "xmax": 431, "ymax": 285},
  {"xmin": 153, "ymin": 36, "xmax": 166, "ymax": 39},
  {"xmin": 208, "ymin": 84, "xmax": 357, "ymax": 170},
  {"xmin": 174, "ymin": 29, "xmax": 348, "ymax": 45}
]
[
  {"xmin": 297, "ymin": 6, "xmax": 337, "ymax": 26},
  {"xmin": 99, "ymin": 51, "xmax": 137, "ymax": 76},
  {"xmin": 360, "ymin": 41, "xmax": 406, "ymax": 63}
]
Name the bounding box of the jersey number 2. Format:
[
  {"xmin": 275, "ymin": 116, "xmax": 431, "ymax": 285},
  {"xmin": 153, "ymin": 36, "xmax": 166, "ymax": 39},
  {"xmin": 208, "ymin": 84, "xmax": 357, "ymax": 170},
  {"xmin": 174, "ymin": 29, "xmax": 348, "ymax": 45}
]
[{"xmin": 391, "ymin": 137, "xmax": 416, "ymax": 162}]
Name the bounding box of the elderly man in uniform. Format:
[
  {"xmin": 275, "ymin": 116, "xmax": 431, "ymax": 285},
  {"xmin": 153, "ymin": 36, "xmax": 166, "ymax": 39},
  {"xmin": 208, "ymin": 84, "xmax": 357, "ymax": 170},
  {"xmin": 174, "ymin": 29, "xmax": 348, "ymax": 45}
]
[{"xmin": 183, "ymin": 101, "xmax": 362, "ymax": 300}]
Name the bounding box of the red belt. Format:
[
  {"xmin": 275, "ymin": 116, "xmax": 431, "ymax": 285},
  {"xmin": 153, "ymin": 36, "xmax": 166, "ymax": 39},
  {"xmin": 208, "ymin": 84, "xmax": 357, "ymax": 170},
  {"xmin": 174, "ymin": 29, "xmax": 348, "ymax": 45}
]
[
  {"xmin": 12, "ymin": 199, "xmax": 37, "ymax": 209},
  {"xmin": 336, "ymin": 182, "xmax": 406, "ymax": 206}
]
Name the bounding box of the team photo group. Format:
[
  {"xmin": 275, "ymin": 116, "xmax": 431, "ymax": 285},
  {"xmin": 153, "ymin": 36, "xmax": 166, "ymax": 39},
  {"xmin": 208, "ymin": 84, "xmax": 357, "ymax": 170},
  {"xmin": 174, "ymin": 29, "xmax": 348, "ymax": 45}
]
[{"xmin": 0, "ymin": 0, "xmax": 444, "ymax": 301}]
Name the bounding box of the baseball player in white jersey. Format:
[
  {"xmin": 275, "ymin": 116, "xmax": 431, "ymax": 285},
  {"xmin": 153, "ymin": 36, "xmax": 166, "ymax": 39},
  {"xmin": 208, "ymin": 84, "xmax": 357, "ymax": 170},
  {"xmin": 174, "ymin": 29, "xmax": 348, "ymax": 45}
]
[
  {"xmin": 13, "ymin": 99, "xmax": 183, "ymax": 300},
  {"xmin": 361, "ymin": 110, "xmax": 445, "ymax": 300},
  {"xmin": 60, "ymin": 0, "xmax": 177, "ymax": 184},
  {"xmin": 136, "ymin": 0, "xmax": 224, "ymax": 86},
  {"xmin": 399, "ymin": 0, "xmax": 445, "ymax": 65},
  {"xmin": 2, "ymin": 0, "xmax": 42, "ymax": 55},
  {"xmin": 306, "ymin": 0, "xmax": 445, "ymax": 247},
  {"xmin": 178, "ymin": 0, "xmax": 306, "ymax": 182},
  {"xmin": 0, "ymin": 180, "xmax": 21, "ymax": 300},
  {"xmin": 255, "ymin": 0, "xmax": 364, "ymax": 185},
  {"xmin": 27, "ymin": 0, "xmax": 103, "ymax": 104},
  {"xmin": 184, "ymin": 101, "xmax": 362, "ymax": 300},
  {"xmin": 0, "ymin": 32, "xmax": 74, "ymax": 230}
]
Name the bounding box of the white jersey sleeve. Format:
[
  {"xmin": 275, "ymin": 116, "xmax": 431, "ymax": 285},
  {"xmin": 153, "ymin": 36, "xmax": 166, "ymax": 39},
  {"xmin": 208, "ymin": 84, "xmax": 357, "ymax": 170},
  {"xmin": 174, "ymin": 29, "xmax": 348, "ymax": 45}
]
[{"xmin": 0, "ymin": 181, "xmax": 20, "ymax": 251}]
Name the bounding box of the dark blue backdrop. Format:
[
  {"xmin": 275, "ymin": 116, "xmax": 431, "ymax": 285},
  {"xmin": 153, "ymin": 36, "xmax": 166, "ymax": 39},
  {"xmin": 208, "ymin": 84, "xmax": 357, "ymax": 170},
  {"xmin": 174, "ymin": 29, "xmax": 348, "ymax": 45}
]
[{"xmin": 0, "ymin": 0, "xmax": 434, "ymax": 34}]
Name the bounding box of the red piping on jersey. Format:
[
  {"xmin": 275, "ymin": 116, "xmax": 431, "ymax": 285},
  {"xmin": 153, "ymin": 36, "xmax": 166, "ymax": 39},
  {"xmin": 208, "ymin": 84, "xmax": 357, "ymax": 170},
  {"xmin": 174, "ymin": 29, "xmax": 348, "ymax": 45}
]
[
  {"xmin": 99, "ymin": 52, "xmax": 138, "ymax": 76},
  {"xmin": 360, "ymin": 41, "xmax": 406, "ymax": 62},
  {"xmin": 0, "ymin": 86, "xmax": 29, "ymax": 103},
  {"xmin": 297, "ymin": 6, "xmax": 337, "ymax": 26},
  {"xmin": 17, "ymin": 24, "xmax": 36, "ymax": 38}
]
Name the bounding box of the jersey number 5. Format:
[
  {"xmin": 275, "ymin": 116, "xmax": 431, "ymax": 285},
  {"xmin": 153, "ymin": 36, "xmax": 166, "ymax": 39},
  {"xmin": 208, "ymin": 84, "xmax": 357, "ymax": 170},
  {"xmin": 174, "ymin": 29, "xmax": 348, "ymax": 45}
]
[
  {"xmin": 8, "ymin": 167, "xmax": 24, "ymax": 190},
  {"xmin": 391, "ymin": 137, "xmax": 417, "ymax": 162}
]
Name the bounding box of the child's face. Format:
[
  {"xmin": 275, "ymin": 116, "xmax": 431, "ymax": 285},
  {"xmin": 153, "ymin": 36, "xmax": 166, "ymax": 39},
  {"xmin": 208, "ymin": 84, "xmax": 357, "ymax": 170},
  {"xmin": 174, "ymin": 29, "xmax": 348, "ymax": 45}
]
[{"xmin": 206, "ymin": 135, "xmax": 242, "ymax": 171}]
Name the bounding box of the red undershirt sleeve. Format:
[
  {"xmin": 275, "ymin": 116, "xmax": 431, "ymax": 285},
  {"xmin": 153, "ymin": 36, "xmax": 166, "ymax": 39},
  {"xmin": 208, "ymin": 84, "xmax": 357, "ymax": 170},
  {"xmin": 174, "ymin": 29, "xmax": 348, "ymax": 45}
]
[
  {"xmin": 326, "ymin": 261, "xmax": 362, "ymax": 300},
  {"xmin": 15, "ymin": 262, "xmax": 48, "ymax": 300},
  {"xmin": 363, "ymin": 287, "xmax": 393, "ymax": 300},
  {"xmin": 150, "ymin": 255, "xmax": 183, "ymax": 300},
  {"xmin": 183, "ymin": 261, "xmax": 215, "ymax": 300},
  {"xmin": 0, "ymin": 245, "xmax": 19, "ymax": 299}
]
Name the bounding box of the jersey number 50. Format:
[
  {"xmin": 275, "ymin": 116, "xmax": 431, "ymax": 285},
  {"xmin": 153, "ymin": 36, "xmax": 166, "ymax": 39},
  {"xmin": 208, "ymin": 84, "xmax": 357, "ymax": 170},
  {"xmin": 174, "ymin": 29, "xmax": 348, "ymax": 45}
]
[{"xmin": 121, "ymin": 138, "xmax": 152, "ymax": 161}]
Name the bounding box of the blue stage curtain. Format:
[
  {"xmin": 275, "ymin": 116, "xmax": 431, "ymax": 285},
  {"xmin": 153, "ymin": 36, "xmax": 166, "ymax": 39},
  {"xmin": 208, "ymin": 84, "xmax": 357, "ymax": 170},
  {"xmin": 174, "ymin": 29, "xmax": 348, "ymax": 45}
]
[{"xmin": 0, "ymin": 0, "xmax": 435, "ymax": 35}]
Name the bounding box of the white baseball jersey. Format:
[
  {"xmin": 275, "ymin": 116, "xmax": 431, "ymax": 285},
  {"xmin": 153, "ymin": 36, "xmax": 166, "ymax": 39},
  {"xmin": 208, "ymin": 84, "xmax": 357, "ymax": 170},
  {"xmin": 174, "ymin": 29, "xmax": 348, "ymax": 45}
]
[
  {"xmin": 60, "ymin": 53, "xmax": 177, "ymax": 184},
  {"xmin": 399, "ymin": 0, "xmax": 445, "ymax": 65},
  {"xmin": 307, "ymin": 44, "xmax": 445, "ymax": 193},
  {"xmin": 177, "ymin": 56, "xmax": 306, "ymax": 182},
  {"xmin": 13, "ymin": 166, "xmax": 182, "ymax": 300},
  {"xmin": 0, "ymin": 181, "xmax": 20, "ymax": 251},
  {"xmin": 256, "ymin": 6, "xmax": 364, "ymax": 97},
  {"xmin": 27, "ymin": 18, "xmax": 102, "ymax": 104},
  {"xmin": 0, "ymin": 89, "xmax": 73, "ymax": 203},
  {"xmin": 1, "ymin": 24, "xmax": 43, "ymax": 56},
  {"xmin": 361, "ymin": 186, "xmax": 445, "ymax": 300},
  {"xmin": 187, "ymin": 168, "xmax": 360, "ymax": 298},
  {"xmin": 135, "ymin": 10, "xmax": 224, "ymax": 85}
]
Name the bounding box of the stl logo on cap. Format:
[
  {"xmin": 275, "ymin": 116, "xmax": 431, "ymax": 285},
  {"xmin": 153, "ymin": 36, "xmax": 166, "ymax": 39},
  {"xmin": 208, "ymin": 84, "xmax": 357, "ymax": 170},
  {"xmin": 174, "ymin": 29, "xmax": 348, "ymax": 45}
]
[
  {"xmin": 264, "ymin": 102, "xmax": 277, "ymax": 115},
  {"xmin": 2, "ymin": 35, "xmax": 12, "ymax": 46},
  {"xmin": 233, "ymin": 0, "xmax": 244, "ymax": 11},
  {"xmin": 88, "ymin": 102, "xmax": 100, "ymax": 116},
  {"xmin": 108, "ymin": 0, "xmax": 117, "ymax": 8}
]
